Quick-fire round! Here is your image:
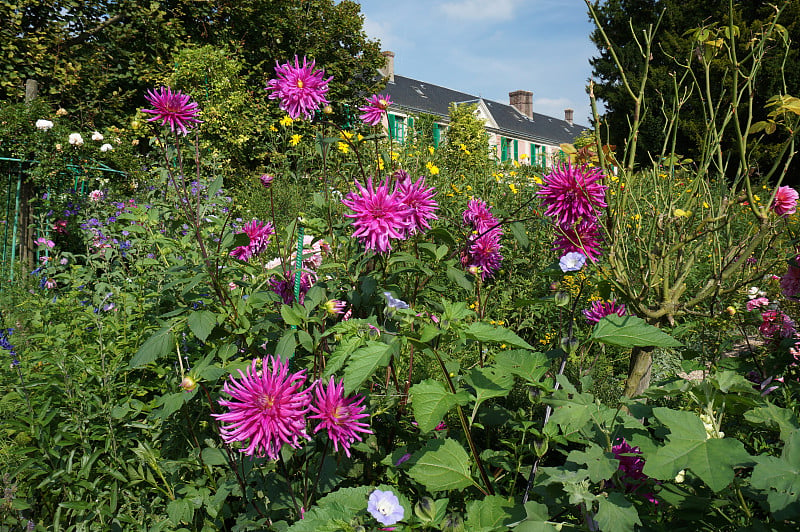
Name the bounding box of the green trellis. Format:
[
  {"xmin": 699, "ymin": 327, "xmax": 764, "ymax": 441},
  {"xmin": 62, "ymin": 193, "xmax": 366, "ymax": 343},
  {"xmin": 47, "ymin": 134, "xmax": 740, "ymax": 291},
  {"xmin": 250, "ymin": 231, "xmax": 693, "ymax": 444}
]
[{"xmin": 0, "ymin": 156, "xmax": 126, "ymax": 283}]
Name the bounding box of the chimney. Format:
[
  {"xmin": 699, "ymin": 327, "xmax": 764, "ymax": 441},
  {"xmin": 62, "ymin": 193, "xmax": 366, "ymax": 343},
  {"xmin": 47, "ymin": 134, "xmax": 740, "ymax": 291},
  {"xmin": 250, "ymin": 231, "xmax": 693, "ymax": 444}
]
[
  {"xmin": 380, "ymin": 51, "xmax": 395, "ymax": 83},
  {"xmin": 564, "ymin": 108, "xmax": 574, "ymax": 126},
  {"xmin": 509, "ymin": 90, "xmax": 533, "ymax": 119}
]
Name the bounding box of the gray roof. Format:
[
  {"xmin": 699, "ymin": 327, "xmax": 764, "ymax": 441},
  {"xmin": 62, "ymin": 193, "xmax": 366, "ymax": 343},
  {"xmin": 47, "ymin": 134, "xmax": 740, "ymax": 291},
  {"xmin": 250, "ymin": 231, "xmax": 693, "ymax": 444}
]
[{"xmin": 385, "ymin": 75, "xmax": 587, "ymax": 145}]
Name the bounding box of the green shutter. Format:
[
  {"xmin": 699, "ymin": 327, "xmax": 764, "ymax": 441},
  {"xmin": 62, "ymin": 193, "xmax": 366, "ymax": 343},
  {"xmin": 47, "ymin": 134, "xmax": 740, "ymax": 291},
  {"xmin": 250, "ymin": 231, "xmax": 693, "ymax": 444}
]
[
  {"xmin": 433, "ymin": 124, "xmax": 440, "ymax": 148},
  {"xmin": 513, "ymin": 139, "xmax": 518, "ymax": 161},
  {"xmin": 531, "ymin": 143, "xmax": 537, "ymax": 164},
  {"xmin": 388, "ymin": 114, "xmax": 396, "ymax": 138},
  {"xmin": 501, "ymin": 137, "xmax": 508, "ymax": 162}
]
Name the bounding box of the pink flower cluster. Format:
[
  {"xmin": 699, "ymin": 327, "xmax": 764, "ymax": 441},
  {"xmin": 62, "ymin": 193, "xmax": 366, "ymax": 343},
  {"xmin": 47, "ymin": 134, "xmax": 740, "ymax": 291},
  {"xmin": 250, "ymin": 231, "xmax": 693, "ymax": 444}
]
[
  {"xmin": 780, "ymin": 255, "xmax": 800, "ymax": 299},
  {"xmin": 611, "ymin": 438, "xmax": 658, "ymax": 505},
  {"xmin": 342, "ymin": 173, "xmax": 438, "ymax": 253},
  {"xmin": 213, "ymin": 356, "xmax": 372, "ymax": 459},
  {"xmin": 230, "ymin": 219, "xmax": 275, "ymax": 261},
  {"xmin": 759, "ymin": 309, "xmax": 796, "ymax": 340},
  {"xmin": 537, "ymin": 164, "xmax": 606, "ymax": 262},
  {"xmin": 461, "ymin": 198, "xmax": 503, "ymax": 280}
]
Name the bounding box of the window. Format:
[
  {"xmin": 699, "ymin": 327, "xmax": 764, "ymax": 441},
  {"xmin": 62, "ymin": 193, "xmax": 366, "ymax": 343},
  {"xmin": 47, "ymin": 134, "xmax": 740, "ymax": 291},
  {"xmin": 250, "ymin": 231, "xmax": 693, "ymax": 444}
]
[{"xmin": 387, "ymin": 114, "xmax": 407, "ymax": 144}]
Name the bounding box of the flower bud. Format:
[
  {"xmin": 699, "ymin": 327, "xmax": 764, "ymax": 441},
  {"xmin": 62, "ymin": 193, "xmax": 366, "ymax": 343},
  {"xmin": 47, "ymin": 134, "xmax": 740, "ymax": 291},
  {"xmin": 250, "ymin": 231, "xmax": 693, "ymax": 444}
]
[
  {"xmin": 725, "ymin": 306, "xmax": 736, "ymax": 316},
  {"xmin": 560, "ymin": 336, "xmax": 579, "ymax": 355},
  {"xmin": 414, "ymin": 497, "xmax": 436, "ymax": 522},
  {"xmin": 554, "ymin": 291, "xmax": 570, "ymax": 307},
  {"xmin": 533, "ymin": 438, "xmax": 548, "ymax": 458},
  {"xmin": 442, "ymin": 514, "xmax": 464, "ymax": 532},
  {"xmin": 180, "ymin": 376, "xmax": 197, "ymax": 392},
  {"xmin": 323, "ymin": 105, "xmax": 333, "ymax": 114}
]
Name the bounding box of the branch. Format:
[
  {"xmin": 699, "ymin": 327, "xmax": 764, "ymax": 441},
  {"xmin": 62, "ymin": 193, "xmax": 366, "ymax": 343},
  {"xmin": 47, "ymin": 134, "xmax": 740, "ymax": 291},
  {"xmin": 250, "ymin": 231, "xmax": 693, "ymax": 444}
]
[{"xmin": 62, "ymin": 13, "xmax": 125, "ymax": 47}]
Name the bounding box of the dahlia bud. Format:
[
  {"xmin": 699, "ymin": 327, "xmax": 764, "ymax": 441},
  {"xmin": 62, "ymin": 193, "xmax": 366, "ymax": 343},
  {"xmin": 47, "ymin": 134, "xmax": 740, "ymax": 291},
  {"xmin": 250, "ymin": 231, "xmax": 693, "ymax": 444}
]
[
  {"xmin": 322, "ymin": 105, "xmax": 333, "ymax": 114},
  {"xmin": 725, "ymin": 306, "xmax": 736, "ymax": 316},
  {"xmin": 414, "ymin": 497, "xmax": 436, "ymax": 522},
  {"xmin": 554, "ymin": 291, "xmax": 570, "ymax": 307},
  {"xmin": 180, "ymin": 376, "xmax": 197, "ymax": 392},
  {"xmin": 259, "ymin": 173, "xmax": 274, "ymax": 189}
]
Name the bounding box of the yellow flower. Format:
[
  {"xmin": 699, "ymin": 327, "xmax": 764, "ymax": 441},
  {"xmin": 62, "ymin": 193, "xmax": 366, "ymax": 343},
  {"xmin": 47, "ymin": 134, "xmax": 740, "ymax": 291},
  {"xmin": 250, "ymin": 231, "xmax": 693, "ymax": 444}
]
[
  {"xmin": 521, "ymin": 154, "xmax": 528, "ymax": 160},
  {"xmin": 357, "ymin": 134, "xmax": 364, "ymax": 142},
  {"xmin": 703, "ymin": 201, "xmax": 710, "ymax": 208},
  {"xmin": 509, "ymin": 183, "xmax": 519, "ymax": 194},
  {"xmin": 340, "ymin": 130, "xmax": 354, "ymax": 140},
  {"xmin": 512, "ymin": 160, "xmax": 520, "ymax": 168},
  {"xmin": 674, "ymin": 208, "xmax": 691, "ymax": 218},
  {"xmin": 337, "ymin": 142, "xmax": 349, "ymax": 153},
  {"xmin": 428, "ymin": 146, "xmax": 435, "ymax": 155},
  {"xmin": 465, "ymin": 185, "xmax": 472, "ymax": 191},
  {"xmin": 391, "ymin": 151, "xmax": 399, "ymax": 161},
  {"xmin": 426, "ymin": 161, "xmax": 440, "ymax": 175},
  {"xmin": 289, "ymin": 134, "xmax": 302, "ymax": 146},
  {"xmin": 450, "ymin": 183, "xmax": 461, "ymax": 194},
  {"xmin": 533, "ymin": 175, "xmax": 543, "ymax": 185},
  {"xmin": 377, "ymin": 158, "xmax": 385, "ymax": 171},
  {"xmin": 280, "ymin": 116, "xmax": 293, "ymax": 127},
  {"xmin": 753, "ymin": 194, "xmax": 761, "ymax": 202},
  {"xmin": 269, "ymin": 125, "xmax": 278, "ymax": 132}
]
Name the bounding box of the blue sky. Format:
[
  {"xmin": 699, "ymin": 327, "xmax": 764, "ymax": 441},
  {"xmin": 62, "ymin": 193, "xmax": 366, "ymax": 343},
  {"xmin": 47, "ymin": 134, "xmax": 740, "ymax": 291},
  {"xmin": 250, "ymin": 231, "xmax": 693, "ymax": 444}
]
[{"xmin": 358, "ymin": 0, "xmax": 599, "ymax": 126}]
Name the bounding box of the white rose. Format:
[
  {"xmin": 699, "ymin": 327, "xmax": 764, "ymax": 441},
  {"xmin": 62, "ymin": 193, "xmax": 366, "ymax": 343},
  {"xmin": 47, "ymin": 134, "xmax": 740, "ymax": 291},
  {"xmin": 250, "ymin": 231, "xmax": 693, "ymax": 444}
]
[
  {"xmin": 100, "ymin": 143, "xmax": 113, "ymax": 152},
  {"xmin": 36, "ymin": 119, "xmax": 54, "ymax": 131},
  {"xmin": 92, "ymin": 131, "xmax": 104, "ymax": 141},
  {"xmin": 68, "ymin": 133, "xmax": 84, "ymax": 146}
]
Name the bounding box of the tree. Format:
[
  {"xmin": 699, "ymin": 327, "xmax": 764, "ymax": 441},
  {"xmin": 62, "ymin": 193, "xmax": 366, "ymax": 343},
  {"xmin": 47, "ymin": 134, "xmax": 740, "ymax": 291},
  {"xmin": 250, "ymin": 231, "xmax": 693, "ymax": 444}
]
[
  {"xmin": 588, "ymin": 0, "xmax": 800, "ymax": 183},
  {"xmin": 0, "ymin": 1, "xmax": 385, "ymax": 128}
]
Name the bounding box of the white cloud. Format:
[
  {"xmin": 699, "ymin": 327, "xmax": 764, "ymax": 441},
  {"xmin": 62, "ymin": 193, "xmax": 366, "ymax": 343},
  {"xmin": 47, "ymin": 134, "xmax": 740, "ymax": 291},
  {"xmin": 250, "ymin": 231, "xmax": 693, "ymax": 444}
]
[
  {"xmin": 439, "ymin": 0, "xmax": 522, "ymax": 21},
  {"xmin": 362, "ymin": 16, "xmax": 408, "ymax": 49}
]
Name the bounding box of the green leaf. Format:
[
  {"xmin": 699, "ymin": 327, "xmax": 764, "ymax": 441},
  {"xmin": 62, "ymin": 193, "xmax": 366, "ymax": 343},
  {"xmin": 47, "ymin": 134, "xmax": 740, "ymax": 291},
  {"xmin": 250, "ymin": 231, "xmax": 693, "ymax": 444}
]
[
  {"xmin": 287, "ymin": 486, "xmax": 372, "ymax": 532},
  {"xmin": 207, "ymin": 174, "xmax": 224, "ymax": 198},
  {"xmin": 465, "ymin": 495, "xmax": 525, "ymax": 532},
  {"xmin": 410, "ymin": 379, "xmax": 461, "ymax": 433},
  {"xmin": 408, "ymin": 438, "xmax": 476, "ymax": 492},
  {"xmin": 343, "ymin": 342, "xmax": 392, "ymax": 394},
  {"xmin": 514, "ymin": 501, "xmax": 558, "ymax": 532},
  {"xmin": 280, "ymin": 304, "xmax": 304, "ymax": 326},
  {"xmin": 187, "ymin": 310, "xmax": 216, "ymax": 342},
  {"xmin": 464, "ymin": 366, "xmax": 513, "ymax": 411},
  {"xmin": 744, "ymin": 403, "xmax": 800, "ymax": 442},
  {"xmin": 644, "ymin": 408, "xmax": 752, "ymax": 492},
  {"xmin": 447, "ymin": 265, "xmax": 473, "ymax": 291},
  {"xmin": 509, "ymin": 221, "xmax": 530, "ymax": 249},
  {"xmin": 201, "ymin": 447, "xmax": 228, "ymax": 466},
  {"xmin": 494, "ymin": 350, "xmax": 548, "ymax": 385},
  {"xmin": 595, "ymin": 492, "xmax": 642, "ymax": 532},
  {"xmin": 568, "ymin": 445, "xmax": 618, "ymax": 484},
  {"xmin": 591, "ymin": 315, "xmax": 682, "ymax": 348},
  {"xmin": 751, "ymin": 430, "xmax": 800, "ymax": 519},
  {"xmin": 275, "ymin": 329, "xmax": 296, "ymax": 359},
  {"xmin": 464, "ymin": 322, "xmax": 534, "ymax": 350},
  {"xmin": 130, "ymin": 326, "xmax": 174, "ymax": 368}
]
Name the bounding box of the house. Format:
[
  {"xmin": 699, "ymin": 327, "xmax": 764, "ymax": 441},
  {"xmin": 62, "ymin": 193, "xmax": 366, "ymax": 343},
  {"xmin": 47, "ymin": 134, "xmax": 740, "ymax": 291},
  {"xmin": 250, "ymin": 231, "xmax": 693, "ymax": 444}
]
[{"xmin": 378, "ymin": 51, "xmax": 587, "ymax": 168}]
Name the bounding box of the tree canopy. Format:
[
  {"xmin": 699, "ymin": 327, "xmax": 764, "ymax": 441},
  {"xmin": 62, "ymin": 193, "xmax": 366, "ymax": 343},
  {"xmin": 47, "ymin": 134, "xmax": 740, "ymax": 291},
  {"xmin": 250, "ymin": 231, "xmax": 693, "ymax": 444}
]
[
  {"xmin": 1, "ymin": 0, "xmax": 385, "ymax": 127},
  {"xmin": 588, "ymin": 0, "xmax": 800, "ymax": 182}
]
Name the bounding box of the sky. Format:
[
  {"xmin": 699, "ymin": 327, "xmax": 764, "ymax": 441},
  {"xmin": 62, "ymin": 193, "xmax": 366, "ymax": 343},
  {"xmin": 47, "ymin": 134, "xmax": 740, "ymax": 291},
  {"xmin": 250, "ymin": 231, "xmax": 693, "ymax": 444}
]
[{"xmin": 358, "ymin": 0, "xmax": 599, "ymax": 126}]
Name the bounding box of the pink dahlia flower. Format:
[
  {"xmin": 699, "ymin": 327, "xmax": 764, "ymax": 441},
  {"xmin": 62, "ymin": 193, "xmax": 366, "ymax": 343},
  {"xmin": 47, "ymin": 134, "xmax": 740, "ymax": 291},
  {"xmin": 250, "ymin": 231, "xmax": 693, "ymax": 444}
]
[
  {"xmin": 259, "ymin": 174, "xmax": 275, "ymax": 189},
  {"xmin": 610, "ymin": 438, "xmax": 656, "ymax": 504},
  {"xmin": 230, "ymin": 219, "xmax": 275, "ymax": 261},
  {"xmin": 462, "ymin": 231, "xmax": 503, "ymax": 280},
  {"xmin": 746, "ymin": 297, "xmax": 770, "ymax": 311},
  {"xmin": 213, "ymin": 356, "xmax": 312, "ymax": 459},
  {"xmin": 553, "ymin": 219, "xmax": 603, "ymax": 262},
  {"xmin": 342, "ymin": 177, "xmax": 413, "ymax": 253},
  {"xmin": 266, "ymin": 56, "xmax": 332, "ymax": 120},
  {"xmin": 309, "ymin": 376, "xmax": 372, "ymax": 457},
  {"xmin": 270, "ymin": 270, "xmax": 316, "ymax": 305},
  {"xmin": 463, "ymin": 198, "xmax": 499, "ymax": 233},
  {"xmin": 771, "ymin": 186, "xmax": 799, "ymax": 216},
  {"xmin": 538, "ymin": 163, "xmax": 607, "ymax": 227},
  {"xmin": 359, "ymin": 93, "xmax": 392, "ymax": 126},
  {"xmin": 141, "ymin": 87, "xmax": 202, "ymax": 135},
  {"xmin": 583, "ymin": 299, "xmax": 627, "ymax": 324},
  {"xmin": 759, "ymin": 310, "xmax": 796, "ymax": 339},
  {"xmin": 397, "ymin": 175, "xmax": 438, "ymax": 235}
]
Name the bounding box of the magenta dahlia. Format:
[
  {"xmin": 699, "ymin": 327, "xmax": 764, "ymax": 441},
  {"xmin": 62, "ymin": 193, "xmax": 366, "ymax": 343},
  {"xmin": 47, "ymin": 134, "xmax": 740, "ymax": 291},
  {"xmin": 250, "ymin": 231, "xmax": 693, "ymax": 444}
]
[
  {"xmin": 462, "ymin": 232, "xmax": 503, "ymax": 280},
  {"xmin": 141, "ymin": 87, "xmax": 202, "ymax": 135},
  {"xmin": 610, "ymin": 438, "xmax": 656, "ymax": 504},
  {"xmin": 463, "ymin": 198, "xmax": 499, "ymax": 233},
  {"xmin": 230, "ymin": 219, "xmax": 275, "ymax": 261},
  {"xmin": 553, "ymin": 219, "xmax": 603, "ymax": 262},
  {"xmin": 583, "ymin": 299, "xmax": 627, "ymax": 324},
  {"xmin": 266, "ymin": 56, "xmax": 332, "ymax": 120},
  {"xmin": 771, "ymin": 186, "xmax": 799, "ymax": 217},
  {"xmin": 270, "ymin": 270, "xmax": 316, "ymax": 305},
  {"xmin": 213, "ymin": 356, "xmax": 312, "ymax": 459},
  {"xmin": 309, "ymin": 376, "xmax": 372, "ymax": 457},
  {"xmin": 538, "ymin": 163, "xmax": 607, "ymax": 226},
  {"xmin": 397, "ymin": 175, "xmax": 438, "ymax": 235},
  {"xmin": 359, "ymin": 94, "xmax": 392, "ymax": 126},
  {"xmin": 342, "ymin": 177, "xmax": 413, "ymax": 253}
]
